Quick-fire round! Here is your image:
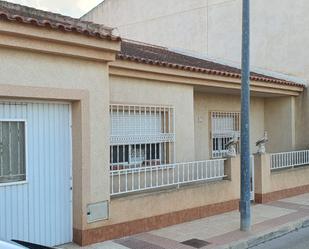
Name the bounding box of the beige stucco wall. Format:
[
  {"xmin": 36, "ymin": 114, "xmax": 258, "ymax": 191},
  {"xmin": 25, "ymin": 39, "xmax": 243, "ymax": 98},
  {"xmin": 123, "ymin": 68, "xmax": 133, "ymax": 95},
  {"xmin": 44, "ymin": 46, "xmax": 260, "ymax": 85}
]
[
  {"xmin": 270, "ymin": 167, "xmax": 309, "ymax": 194},
  {"xmin": 110, "ymin": 75, "xmax": 195, "ymax": 163},
  {"xmin": 264, "ymin": 97, "xmax": 296, "ymax": 153},
  {"xmin": 255, "ymin": 154, "xmax": 309, "ymax": 195},
  {"xmin": 295, "ymin": 90, "xmax": 309, "ymax": 150},
  {"xmin": 194, "ymin": 92, "xmax": 265, "ymax": 160},
  {"xmin": 0, "ymin": 46, "xmax": 111, "ymax": 230}
]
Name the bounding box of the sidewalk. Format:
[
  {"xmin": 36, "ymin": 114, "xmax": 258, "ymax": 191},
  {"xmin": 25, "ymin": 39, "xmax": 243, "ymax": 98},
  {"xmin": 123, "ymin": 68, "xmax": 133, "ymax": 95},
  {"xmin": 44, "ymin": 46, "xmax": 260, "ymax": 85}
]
[{"xmin": 61, "ymin": 193, "xmax": 309, "ymax": 249}]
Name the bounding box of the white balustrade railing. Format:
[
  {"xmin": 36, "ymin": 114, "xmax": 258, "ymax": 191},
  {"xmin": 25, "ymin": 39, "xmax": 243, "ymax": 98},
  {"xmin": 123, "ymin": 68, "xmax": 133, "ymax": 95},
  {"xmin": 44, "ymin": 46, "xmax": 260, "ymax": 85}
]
[
  {"xmin": 110, "ymin": 159, "xmax": 226, "ymax": 196},
  {"xmin": 270, "ymin": 150, "xmax": 309, "ymax": 170}
]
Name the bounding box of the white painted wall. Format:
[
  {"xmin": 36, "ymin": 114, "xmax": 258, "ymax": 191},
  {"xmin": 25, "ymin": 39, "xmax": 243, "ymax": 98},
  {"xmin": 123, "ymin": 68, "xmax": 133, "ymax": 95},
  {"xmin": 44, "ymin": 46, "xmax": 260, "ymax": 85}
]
[
  {"xmin": 82, "ymin": 0, "xmax": 209, "ymax": 53},
  {"xmin": 207, "ymin": 0, "xmax": 309, "ymax": 78}
]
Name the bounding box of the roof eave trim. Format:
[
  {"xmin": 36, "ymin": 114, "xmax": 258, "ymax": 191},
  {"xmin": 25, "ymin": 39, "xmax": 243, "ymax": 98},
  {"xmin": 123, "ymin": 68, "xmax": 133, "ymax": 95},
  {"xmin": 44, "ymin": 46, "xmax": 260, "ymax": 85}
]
[{"xmin": 116, "ymin": 54, "xmax": 304, "ymax": 88}]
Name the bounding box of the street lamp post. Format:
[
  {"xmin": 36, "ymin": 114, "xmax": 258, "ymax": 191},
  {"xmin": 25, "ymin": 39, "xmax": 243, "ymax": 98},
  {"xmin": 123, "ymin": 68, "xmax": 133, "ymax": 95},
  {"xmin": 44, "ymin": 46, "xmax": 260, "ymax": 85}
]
[{"xmin": 240, "ymin": 0, "xmax": 251, "ymax": 231}]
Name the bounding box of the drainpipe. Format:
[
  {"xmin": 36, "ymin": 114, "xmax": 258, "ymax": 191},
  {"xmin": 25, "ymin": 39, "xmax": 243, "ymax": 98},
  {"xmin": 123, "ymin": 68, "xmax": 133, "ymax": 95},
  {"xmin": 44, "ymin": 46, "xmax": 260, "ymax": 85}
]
[{"xmin": 240, "ymin": 0, "xmax": 252, "ymax": 231}]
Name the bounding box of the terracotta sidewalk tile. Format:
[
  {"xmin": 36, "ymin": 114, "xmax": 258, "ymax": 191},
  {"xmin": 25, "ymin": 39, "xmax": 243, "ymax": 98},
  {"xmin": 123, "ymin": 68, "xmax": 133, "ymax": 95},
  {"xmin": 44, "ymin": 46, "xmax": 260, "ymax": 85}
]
[{"xmin": 134, "ymin": 233, "xmax": 193, "ymax": 249}]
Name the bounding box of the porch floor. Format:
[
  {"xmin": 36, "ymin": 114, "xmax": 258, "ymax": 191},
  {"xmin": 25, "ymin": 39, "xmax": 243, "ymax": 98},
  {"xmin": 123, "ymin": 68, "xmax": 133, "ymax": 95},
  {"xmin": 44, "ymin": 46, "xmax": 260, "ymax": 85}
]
[{"xmin": 61, "ymin": 193, "xmax": 309, "ymax": 249}]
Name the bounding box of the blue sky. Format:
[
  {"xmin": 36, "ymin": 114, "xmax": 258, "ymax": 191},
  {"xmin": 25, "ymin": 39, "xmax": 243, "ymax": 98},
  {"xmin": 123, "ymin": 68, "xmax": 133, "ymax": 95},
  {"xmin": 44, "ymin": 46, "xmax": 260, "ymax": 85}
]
[{"xmin": 6, "ymin": 0, "xmax": 103, "ymax": 18}]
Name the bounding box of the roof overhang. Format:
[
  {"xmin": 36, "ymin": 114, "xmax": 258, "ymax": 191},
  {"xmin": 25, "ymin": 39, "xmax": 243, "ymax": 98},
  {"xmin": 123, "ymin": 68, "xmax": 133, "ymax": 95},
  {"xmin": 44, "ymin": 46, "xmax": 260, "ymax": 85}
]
[
  {"xmin": 170, "ymin": 48, "xmax": 308, "ymax": 88},
  {"xmin": 0, "ymin": 21, "xmax": 121, "ymax": 62},
  {"xmin": 110, "ymin": 60, "xmax": 304, "ymax": 97}
]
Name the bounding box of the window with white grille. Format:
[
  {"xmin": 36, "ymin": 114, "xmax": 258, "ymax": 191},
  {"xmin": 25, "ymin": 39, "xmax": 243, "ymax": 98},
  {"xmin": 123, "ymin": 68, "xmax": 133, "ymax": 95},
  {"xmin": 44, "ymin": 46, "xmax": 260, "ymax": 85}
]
[
  {"xmin": 110, "ymin": 104, "xmax": 175, "ymax": 170},
  {"xmin": 211, "ymin": 112, "xmax": 240, "ymax": 158},
  {"xmin": 0, "ymin": 121, "xmax": 26, "ymax": 184}
]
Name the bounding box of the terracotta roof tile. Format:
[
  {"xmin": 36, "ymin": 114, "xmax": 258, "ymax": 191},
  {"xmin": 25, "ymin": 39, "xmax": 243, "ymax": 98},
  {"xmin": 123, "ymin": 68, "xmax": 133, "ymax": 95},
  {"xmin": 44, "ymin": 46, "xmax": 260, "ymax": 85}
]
[
  {"xmin": 0, "ymin": 0, "xmax": 120, "ymax": 41},
  {"xmin": 118, "ymin": 41, "xmax": 303, "ymax": 87}
]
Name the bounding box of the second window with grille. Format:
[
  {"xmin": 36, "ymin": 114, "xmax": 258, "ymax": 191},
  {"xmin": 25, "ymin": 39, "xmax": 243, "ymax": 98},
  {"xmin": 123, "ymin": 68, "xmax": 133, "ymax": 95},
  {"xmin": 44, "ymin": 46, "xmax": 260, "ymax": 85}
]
[{"xmin": 211, "ymin": 111, "xmax": 240, "ymax": 158}]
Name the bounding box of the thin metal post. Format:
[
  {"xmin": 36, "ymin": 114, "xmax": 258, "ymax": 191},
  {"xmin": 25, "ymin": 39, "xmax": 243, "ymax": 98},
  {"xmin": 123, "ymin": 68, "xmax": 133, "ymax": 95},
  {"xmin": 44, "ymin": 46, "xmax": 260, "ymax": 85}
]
[{"xmin": 240, "ymin": 0, "xmax": 251, "ymax": 231}]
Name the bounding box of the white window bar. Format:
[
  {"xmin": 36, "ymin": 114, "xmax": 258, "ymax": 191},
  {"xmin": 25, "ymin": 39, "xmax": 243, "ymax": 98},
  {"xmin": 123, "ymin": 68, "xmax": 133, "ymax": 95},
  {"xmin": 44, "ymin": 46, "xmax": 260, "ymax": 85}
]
[
  {"xmin": 110, "ymin": 159, "xmax": 226, "ymax": 196},
  {"xmin": 211, "ymin": 111, "xmax": 240, "ymax": 158},
  {"xmin": 270, "ymin": 150, "xmax": 309, "ymax": 170},
  {"xmin": 110, "ymin": 104, "xmax": 176, "ymax": 171}
]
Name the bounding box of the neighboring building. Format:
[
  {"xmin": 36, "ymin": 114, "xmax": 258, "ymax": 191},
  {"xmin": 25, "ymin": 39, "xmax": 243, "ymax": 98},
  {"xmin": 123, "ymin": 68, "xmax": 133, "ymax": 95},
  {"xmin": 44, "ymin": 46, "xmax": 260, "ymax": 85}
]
[
  {"xmin": 82, "ymin": 0, "xmax": 210, "ymax": 55},
  {"xmin": 1, "ymin": 1, "xmax": 309, "ymax": 248}
]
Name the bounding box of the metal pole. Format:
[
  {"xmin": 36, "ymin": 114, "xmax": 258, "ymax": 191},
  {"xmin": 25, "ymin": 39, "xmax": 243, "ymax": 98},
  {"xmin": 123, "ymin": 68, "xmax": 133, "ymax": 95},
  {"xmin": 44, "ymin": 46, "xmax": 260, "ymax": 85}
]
[{"xmin": 240, "ymin": 0, "xmax": 251, "ymax": 231}]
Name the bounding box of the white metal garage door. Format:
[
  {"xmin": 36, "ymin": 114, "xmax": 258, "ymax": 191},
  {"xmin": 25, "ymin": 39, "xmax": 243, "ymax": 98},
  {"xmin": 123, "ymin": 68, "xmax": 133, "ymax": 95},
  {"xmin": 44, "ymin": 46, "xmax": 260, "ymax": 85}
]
[{"xmin": 0, "ymin": 102, "xmax": 72, "ymax": 247}]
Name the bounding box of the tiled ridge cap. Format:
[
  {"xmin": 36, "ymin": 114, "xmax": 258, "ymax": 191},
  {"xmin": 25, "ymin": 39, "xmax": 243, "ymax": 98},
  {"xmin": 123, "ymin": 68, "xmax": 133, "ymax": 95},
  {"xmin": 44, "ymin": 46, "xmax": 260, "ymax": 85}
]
[{"xmin": 0, "ymin": 0, "xmax": 120, "ymax": 41}]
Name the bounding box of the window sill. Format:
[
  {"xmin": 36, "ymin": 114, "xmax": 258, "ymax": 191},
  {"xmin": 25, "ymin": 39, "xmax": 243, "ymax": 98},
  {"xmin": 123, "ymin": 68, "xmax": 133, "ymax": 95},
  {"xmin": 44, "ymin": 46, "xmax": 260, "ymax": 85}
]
[{"xmin": 0, "ymin": 180, "xmax": 28, "ymax": 187}]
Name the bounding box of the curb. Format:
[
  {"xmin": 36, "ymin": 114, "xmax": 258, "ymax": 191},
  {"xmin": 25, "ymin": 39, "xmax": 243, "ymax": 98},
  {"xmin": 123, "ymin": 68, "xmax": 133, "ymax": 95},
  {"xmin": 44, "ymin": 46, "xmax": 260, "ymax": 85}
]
[{"xmin": 217, "ymin": 216, "xmax": 309, "ymax": 249}]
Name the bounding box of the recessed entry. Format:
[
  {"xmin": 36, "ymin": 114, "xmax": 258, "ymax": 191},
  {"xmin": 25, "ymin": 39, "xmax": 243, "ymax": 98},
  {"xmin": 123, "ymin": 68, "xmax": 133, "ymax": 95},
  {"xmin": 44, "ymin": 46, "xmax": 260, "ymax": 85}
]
[{"xmin": 181, "ymin": 238, "xmax": 211, "ymax": 248}]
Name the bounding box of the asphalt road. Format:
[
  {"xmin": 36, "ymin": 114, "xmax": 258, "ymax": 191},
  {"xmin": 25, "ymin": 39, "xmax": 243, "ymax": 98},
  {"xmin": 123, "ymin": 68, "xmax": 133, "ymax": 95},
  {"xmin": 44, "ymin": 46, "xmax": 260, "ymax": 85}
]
[{"xmin": 252, "ymin": 226, "xmax": 309, "ymax": 249}]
